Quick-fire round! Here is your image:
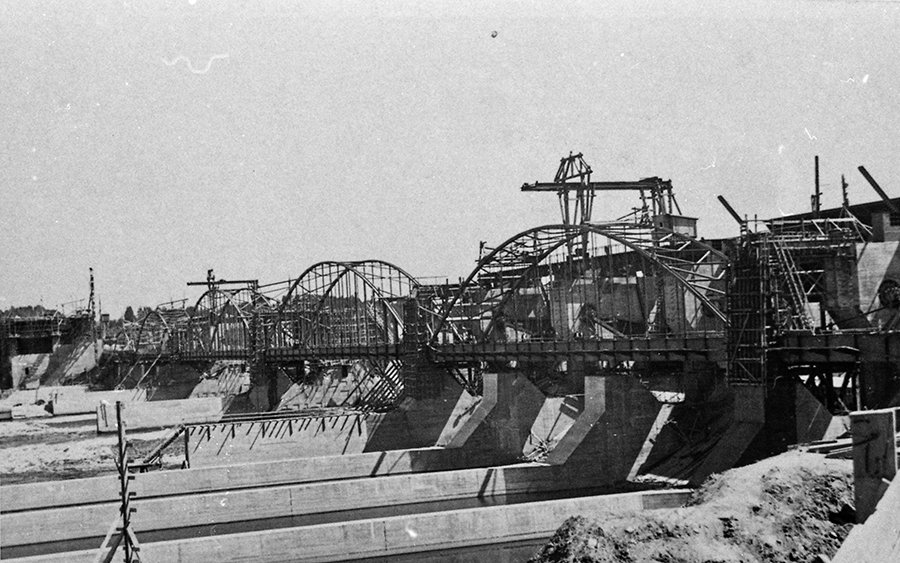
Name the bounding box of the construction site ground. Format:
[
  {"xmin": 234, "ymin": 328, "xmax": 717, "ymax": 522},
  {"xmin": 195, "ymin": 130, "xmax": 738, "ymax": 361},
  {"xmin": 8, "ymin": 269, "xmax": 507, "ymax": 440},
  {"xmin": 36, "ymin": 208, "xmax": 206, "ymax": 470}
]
[
  {"xmin": 0, "ymin": 414, "xmax": 176, "ymax": 485},
  {"xmin": 1, "ymin": 416, "xmax": 859, "ymax": 563},
  {"xmin": 531, "ymin": 450, "xmax": 854, "ymax": 563}
]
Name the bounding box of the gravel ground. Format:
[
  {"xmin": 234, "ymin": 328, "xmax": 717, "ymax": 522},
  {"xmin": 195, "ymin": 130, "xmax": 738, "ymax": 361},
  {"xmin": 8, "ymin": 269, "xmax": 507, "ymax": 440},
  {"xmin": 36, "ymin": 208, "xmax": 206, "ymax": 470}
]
[{"xmin": 0, "ymin": 414, "xmax": 175, "ymax": 485}]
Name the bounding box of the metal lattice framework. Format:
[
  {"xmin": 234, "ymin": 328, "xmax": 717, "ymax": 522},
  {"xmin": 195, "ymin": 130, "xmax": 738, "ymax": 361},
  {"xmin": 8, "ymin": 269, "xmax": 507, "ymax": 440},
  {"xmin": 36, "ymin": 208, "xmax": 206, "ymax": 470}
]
[
  {"xmin": 273, "ymin": 260, "xmax": 420, "ymax": 352},
  {"xmin": 133, "ymin": 307, "xmax": 190, "ymax": 358},
  {"xmin": 431, "ymin": 222, "xmax": 729, "ymax": 348},
  {"xmin": 264, "ymin": 260, "xmax": 422, "ymax": 411},
  {"xmin": 182, "ymin": 287, "xmax": 272, "ymax": 359},
  {"xmin": 108, "ymin": 323, "xmax": 139, "ymax": 354}
]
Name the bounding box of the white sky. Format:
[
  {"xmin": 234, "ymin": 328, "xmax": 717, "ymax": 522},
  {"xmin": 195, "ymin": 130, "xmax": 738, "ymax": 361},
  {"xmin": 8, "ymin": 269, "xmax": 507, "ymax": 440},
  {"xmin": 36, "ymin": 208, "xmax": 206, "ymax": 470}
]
[{"xmin": 2, "ymin": 0, "xmax": 899, "ymax": 315}]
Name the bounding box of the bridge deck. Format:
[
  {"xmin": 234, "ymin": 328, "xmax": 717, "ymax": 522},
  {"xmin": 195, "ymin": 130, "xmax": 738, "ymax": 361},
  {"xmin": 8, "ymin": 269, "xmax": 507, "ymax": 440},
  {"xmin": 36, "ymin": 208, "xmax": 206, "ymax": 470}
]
[{"xmin": 110, "ymin": 331, "xmax": 900, "ymax": 367}]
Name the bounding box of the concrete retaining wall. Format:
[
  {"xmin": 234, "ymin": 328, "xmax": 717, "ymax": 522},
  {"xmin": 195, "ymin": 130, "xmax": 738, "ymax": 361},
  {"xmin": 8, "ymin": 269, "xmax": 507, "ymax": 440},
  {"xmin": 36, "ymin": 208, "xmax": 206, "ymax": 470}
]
[
  {"xmin": 437, "ymin": 372, "xmax": 546, "ymax": 465},
  {"xmin": 52, "ymin": 389, "xmax": 145, "ymax": 415},
  {"xmin": 833, "ymin": 466, "xmax": 900, "ymax": 563},
  {"xmin": 0, "ymin": 386, "xmax": 87, "ymax": 408},
  {"xmin": 4, "ymin": 489, "xmax": 691, "ymax": 563},
  {"xmin": 2, "ymin": 460, "xmax": 643, "ymax": 548},
  {"xmin": 1, "ymin": 447, "xmax": 492, "ymax": 514},
  {"xmin": 96, "ymin": 397, "xmax": 223, "ymax": 433},
  {"xmin": 186, "ymin": 411, "xmax": 370, "ymax": 465},
  {"xmin": 186, "ymin": 369, "xmax": 489, "ymax": 467},
  {"xmin": 8, "ymin": 354, "xmax": 50, "ymax": 389}
]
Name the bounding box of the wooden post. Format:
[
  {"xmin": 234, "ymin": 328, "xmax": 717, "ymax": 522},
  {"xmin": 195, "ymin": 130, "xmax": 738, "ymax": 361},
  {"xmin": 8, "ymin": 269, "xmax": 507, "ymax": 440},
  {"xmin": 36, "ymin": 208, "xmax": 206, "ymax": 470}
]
[
  {"xmin": 183, "ymin": 426, "xmax": 191, "ymax": 469},
  {"xmin": 850, "ymin": 408, "xmax": 897, "ymax": 523}
]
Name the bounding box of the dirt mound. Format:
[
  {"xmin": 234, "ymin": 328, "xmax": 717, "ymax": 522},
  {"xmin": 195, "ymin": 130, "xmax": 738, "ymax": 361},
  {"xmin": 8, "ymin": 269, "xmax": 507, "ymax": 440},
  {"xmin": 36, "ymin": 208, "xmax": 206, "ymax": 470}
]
[{"xmin": 531, "ymin": 451, "xmax": 853, "ymax": 563}]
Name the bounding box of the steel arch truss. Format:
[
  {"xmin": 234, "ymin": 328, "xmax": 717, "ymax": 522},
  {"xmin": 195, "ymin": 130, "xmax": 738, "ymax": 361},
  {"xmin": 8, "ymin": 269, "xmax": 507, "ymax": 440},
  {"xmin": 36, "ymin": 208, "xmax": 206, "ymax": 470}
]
[
  {"xmin": 431, "ymin": 222, "xmax": 729, "ymax": 347},
  {"xmin": 134, "ymin": 307, "xmax": 190, "ymax": 359},
  {"xmin": 182, "ymin": 287, "xmax": 271, "ymax": 359},
  {"xmin": 109, "ymin": 322, "xmax": 139, "ymax": 354},
  {"xmin": 273, "ymin": 260, "xmax": 420, "ymax": 354}
]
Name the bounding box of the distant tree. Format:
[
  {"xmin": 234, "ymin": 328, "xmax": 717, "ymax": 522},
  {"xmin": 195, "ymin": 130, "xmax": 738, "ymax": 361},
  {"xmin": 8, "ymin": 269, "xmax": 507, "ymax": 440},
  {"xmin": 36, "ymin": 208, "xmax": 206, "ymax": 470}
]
[
  {"xmin": 4, "ymin": 305, "xmax": 51, "ymax": 318},
  {"xmin": 136, "ymin": 306, "xmax": 153, "ymax": 321},
  {"xmin": 123, "ymin": 306, "xmax": 136, "ymax": 322}
]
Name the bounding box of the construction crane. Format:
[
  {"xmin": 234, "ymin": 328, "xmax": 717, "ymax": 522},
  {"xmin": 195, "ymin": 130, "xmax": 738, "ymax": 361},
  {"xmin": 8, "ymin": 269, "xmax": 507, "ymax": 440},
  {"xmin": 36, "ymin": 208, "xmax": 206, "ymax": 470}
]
[{"xmin": 521, "ymin": 152, "xmax": 682, "ymax": 225}]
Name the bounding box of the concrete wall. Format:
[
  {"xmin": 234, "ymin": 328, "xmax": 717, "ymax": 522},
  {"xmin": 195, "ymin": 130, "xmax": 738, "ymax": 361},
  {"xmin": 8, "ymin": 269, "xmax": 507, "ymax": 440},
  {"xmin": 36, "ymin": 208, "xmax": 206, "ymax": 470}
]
[
  {"xmin": 186, "ymin": 411, "xmax": 370, "ymax": 466},
  {"xmin": 618, "ymin": 369, "xmax": 767, "ymax": 486},
  {"xmin": 366, "ymin": 364, "xmax": 478, "ymax": 451},
  {"xmin": 856, "ymin": 241, "xmax": 900, "ymax": 327},
  {"xmin": 183, "ymin": 369, "xmax": 482, "ymax": 467},
  {"xmin": 523, "ymin": 394, "xmax": 581, "ymax": 460},
  {"xmin": 9, "ymin": 354, "xmax": 50, "ymax": 389},
  {"xmin": 1, "ymin": 447, "xmax": 492, "ymax": 514},
  {"xmin": 562, "ymin": 373, "xmax": 668, "ymax": 482},
  {"xmin": 437, "ymin": 371, "xmax": 545, "ymax": 465},
  {"xmin": 823, "ymin": 249, "xmax": 865, "ymax": 329},
  {"xmin": 127, "ymin": 363, "xmax": 205, "ymax": 402},
  {"xmin": 0, "ymin": 385, "xmax": 87, "ymax": 408},
  {"xmin": 97, "ymin": 397, "xmax": 223, "ymax": 433},
  {"xmin": 794, "ymin": 383, "xmax": 839, "ymax": 443},
  {"xmin": 1, "ymin": 460, "xmax": 676, "ymax": 548},
  {"xmin": 52, "ymin": 389, "xmax": 146, "ymax": 415},
  {"xmin": 188, "ymin": 364, "xmax": 249, "ymax": 400},
  {"xmin": 3, "ymin": 490, "xmax": 691, "ymax": 563},
  {"xmin": 49, "ymin": 339, "xmax": 102, "ymax": 384}
]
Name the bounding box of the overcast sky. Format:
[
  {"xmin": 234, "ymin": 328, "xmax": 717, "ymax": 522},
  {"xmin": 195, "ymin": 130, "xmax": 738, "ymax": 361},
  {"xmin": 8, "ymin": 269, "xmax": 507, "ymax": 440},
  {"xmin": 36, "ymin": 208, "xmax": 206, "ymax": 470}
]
[{"xmin": 2, "ymin": 0, "xmax": 899, "ymax": 316}]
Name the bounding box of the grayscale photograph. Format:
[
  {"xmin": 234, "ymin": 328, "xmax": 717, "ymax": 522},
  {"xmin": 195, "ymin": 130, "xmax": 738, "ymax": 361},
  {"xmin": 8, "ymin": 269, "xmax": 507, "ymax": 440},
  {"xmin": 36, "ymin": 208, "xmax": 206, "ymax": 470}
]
[{"xmin": 1, "ymin": 1, "xmax": 898, "ymax": 562}]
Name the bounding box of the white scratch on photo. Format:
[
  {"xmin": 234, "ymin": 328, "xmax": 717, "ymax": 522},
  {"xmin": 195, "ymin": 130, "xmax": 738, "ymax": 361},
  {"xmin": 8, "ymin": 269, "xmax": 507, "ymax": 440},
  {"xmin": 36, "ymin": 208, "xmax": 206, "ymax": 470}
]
[{"xmin": 163, "ymin": 54, "xmax": 230, "ymax": 74}]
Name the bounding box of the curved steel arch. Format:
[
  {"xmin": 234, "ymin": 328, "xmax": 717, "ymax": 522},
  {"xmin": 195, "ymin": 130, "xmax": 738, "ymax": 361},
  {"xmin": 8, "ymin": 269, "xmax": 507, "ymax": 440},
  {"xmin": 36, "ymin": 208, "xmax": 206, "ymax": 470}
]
[
  {"xmin": 107, "ymin": 324, "xmax": 138, "ymax": 356},
  {"xmin": 275, "ymin": 260, "xmax": 421, "ymax": 350},
  {"xmin": 430, "ymin": 222, "xmax": 729, "ymax": 346},
  {"xmin": 185, "ymin": 286, "xmax": 263, "ymax": 355},
  {"xmin": 134, "ymin": 307, "xmax": 190, "ymax": 357},
  {"xmin": 278, "ymin": 259, "xmax": 420, "ymax": 312}
]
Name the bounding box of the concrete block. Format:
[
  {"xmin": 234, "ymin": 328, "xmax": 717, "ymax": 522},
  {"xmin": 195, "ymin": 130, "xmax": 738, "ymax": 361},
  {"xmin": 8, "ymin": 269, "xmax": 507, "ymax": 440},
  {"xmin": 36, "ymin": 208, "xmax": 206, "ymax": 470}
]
[
  {"xmin": 96, "ymin": 397, "xmax": 223, "ymax": 433},
  {"xmin": 436, "ymin": 373, "xmax": 497, "ymax": 448},
  {"xmin": 856, "ymin": 242, "xmax": 900, "ymax": 324},
  {"xmin": 437, "ymin": 372, "xmax": 544, "ymax": 463},
  {"xmin": 9, "ymin": 354, "xmax": 50, "ymax": 389},
  {"xmin": 0, "ymin": 386, "xmax": 87, "ymax": 408},
  {"xmin": 365, "ymin": 366, "xmax": 477, "ymax": 451},
  {"xmin": 850, "ymin": 408, "xmax": 897, "ymax": 523},
  {"xmin": 53, "ymin": 389, "xmax": 145, "ymax": 415},
  {"xmin": 688, "ymin": 386, "xmax": 765, "ymax": 485},
  {"xmin": 544, "ymin": 376, "xmax": 606, "ymax": 464},
  {"xmin": 525, "ymin": 394, "xmax": 582, "ymax": 460},
  {"xmin": 795, "ymin": 383, "xmax": 834, "ymax": 444},
  {"xmin": 10, "ymin": 404, "xmax": 52, "ymax": 419},
  {"xmin": 833, "ymin": 469, "xmax": 900, "ymax": 563}
]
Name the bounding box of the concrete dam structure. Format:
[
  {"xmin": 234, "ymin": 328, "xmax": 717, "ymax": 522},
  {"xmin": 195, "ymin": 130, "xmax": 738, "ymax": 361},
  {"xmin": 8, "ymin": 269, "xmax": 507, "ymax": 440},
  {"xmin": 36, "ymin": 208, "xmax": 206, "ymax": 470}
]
[{"xmin": 3, "ymin": 154, "xmax": 900, "ymax": 561}]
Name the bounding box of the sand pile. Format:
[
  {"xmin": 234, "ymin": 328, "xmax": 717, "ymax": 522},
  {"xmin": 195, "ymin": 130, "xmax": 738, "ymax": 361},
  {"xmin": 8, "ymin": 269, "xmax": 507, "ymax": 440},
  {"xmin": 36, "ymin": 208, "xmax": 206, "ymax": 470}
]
[{"xmin": 531, "ymin": 451, "xmax": 854, "ymax": 563}]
